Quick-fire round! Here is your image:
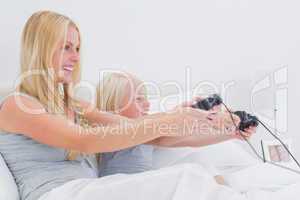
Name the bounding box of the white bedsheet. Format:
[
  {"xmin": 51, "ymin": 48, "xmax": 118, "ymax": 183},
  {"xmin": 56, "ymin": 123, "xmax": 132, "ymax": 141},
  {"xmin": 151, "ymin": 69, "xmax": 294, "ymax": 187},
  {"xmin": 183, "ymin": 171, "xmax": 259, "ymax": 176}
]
[
  {"xmin": 152, "ymin": 140, "xmax": 259, "ymax": 171},
  {"xmin": 39, "ymin": 163, "xmax": 300, "ymax": 200},
  {"xmin": 39, "ymin": 140, "xmax": 300, "ymax": 200},
  {"xmin": 224, "ymin": 162, "xmax": 300, "ymax": 192}
]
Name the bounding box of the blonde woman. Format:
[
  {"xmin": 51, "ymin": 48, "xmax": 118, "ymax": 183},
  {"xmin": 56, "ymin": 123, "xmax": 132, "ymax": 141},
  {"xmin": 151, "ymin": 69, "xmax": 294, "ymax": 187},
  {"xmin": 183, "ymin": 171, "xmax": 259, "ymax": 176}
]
[{"xmin": 0, "ymin": 11, "xmax": 252, "ymax": 200}]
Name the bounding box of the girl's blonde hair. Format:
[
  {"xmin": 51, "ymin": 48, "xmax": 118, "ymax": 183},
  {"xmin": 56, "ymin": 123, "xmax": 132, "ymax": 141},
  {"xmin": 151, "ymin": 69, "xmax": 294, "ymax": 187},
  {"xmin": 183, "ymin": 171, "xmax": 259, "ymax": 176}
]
[
  {"xmin": 95, "ymin": 72, "xmax": 147, "ymax": 163},
  {"xmin": 96, "ymin": 72, "xmax": 145, "ymax": 114},
  {"xmin": 19, "ymin": 11, "xmax": 84, "ymax": 160}
]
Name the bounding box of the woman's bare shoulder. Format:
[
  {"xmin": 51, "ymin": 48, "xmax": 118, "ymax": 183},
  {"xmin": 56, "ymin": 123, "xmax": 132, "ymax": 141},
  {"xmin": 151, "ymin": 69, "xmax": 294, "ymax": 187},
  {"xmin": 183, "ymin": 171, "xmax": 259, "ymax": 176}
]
[{"xmin": 0, "ymin": 93, "xmax": 46, "ymax": 132}]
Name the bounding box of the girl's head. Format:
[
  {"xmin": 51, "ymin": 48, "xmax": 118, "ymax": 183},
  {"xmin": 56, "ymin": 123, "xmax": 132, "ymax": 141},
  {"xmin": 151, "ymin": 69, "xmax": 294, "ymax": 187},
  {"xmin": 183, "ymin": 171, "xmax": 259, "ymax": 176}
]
[
  {"xmin": 97, "ymin": 72, "xmax": 150, "ymax": 118},
  {"xmin": 19, "ymin": 10, "xmax": 81, "ymax": 113}
]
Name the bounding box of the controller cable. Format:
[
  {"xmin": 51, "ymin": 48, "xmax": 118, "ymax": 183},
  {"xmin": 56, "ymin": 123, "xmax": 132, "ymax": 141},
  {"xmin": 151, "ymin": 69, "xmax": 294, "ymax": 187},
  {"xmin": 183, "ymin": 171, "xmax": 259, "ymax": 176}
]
[{"xmin": 221, "ymin": 102, "xmax": 300, "ymax": 175}]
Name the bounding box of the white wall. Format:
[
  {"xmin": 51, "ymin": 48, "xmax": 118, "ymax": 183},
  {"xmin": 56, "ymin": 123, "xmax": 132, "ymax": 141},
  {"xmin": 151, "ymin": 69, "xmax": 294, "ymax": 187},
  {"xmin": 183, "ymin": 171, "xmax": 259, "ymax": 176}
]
[{"xmin": 1, "ymin": 0, "xmax": 300, "ymax": 158}]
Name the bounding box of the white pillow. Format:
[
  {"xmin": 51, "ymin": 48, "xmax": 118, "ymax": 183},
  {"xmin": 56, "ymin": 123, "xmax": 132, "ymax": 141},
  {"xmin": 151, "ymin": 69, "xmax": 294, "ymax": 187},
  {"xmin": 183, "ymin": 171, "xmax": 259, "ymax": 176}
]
[
  {"xmin": 153, "ymin": 140, "xmax": 259, "ymax": 171},
  {"xmin": 0, "ymin": 153, "xmax": 19, "ymax": 200}
]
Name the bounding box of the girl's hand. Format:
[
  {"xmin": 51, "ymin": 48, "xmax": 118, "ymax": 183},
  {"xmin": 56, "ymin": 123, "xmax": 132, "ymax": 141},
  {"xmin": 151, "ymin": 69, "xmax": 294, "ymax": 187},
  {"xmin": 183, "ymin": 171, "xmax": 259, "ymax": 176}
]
[
  {"xmin": 180, "ymin": 96, "xmax": 204, "ymax": 107},
  {"xmin": 175, "ymin": 96, "xmax": 222, "ymax": 112}
]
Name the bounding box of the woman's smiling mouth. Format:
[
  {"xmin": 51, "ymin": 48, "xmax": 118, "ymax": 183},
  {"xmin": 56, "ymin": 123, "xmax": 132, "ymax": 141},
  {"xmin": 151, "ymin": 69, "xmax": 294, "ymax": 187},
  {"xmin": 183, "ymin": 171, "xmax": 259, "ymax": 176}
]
[{"xmin": 63, "ymin": 65, "xmax": 74, "ymax": 72}]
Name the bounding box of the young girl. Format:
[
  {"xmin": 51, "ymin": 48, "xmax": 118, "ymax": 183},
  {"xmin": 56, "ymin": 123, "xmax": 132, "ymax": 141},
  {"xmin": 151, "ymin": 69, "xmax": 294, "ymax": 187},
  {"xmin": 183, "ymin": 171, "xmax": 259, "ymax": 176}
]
[
  {"xmin": 97, "ymin": 72, "xmax": 154, "ymax": 176},
  {"xmin": 96, "ymin": 72, "xmax": 249, "ymax": 184}
]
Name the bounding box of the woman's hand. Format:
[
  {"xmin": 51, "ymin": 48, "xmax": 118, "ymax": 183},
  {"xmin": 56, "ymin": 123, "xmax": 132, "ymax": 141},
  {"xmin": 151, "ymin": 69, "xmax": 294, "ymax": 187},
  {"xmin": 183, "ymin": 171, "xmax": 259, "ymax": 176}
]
[
  {"xmin": 232, "ymin": 126, "xmax": 257, "ymax": 140},
  {"xmin": 171, "ymin": 96, "xmax": 241, "ymax": 135},
  {"xmin": 180, "ymin": 96, "xmax": 258, "ymax": 139},
  {"xmin": 166, "ymin": 106, "xmax": 240, "ymax": 138}
]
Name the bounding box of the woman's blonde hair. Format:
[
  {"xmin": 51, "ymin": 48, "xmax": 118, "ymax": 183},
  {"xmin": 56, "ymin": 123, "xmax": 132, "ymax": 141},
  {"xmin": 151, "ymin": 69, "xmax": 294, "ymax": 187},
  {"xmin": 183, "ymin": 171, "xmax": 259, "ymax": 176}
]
[
  {"xmin": 18, "ymin": 11, "xmax": 85, "ymax": 159},
  {"xmin": 19, "ymin": 10, "xmax": 81, "ymax": 114},
  {"xmin": 96, "ymin": 72, "xmax": 145, "ymax": 114}
]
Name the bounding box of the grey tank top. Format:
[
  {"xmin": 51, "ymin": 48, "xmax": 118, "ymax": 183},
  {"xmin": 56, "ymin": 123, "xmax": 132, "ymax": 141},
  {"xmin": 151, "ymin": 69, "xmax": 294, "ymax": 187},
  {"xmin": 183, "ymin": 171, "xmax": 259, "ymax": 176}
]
[
  {"xmin": 99, "ymin": 144, "xmax": 154, "ymax": 177},
  {"xmin": 0, "ymin": 94, "xmax": 98, "ymax": 200}
]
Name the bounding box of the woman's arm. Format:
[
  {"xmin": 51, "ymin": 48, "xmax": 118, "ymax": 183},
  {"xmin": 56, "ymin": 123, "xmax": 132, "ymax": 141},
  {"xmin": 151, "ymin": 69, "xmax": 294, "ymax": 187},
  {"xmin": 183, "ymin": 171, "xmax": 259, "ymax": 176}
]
[
  {"xmin": 147, "ymin": 131, "xmax": 253, "ymax": 147},
  {"xmin": 148, "ymin": 97, "xmax": 250, "ymax": 147},
  {"xmin": 147, "ymin": 135, "xmax": 233, "ymax": 147},
  {"xmin": 0, "ymin": 95, "xmax": 217, "ymax": 153},
  {"xmin": 76, "ymin": 100, "xmax": 133, "ymax": 126},
  {"xmin": 75, "ymin": 100, "xmax": 240, "ymax": 148},
  {"xmin": 148, "ymin": 127, "xmax": 256, "ymax": 147}
]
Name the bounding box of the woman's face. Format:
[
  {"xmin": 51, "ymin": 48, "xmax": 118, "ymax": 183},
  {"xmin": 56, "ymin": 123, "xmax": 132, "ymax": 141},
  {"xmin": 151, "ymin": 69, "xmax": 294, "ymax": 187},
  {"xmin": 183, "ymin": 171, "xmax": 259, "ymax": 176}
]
[
  {"xmin": 119, "ymin": 80, "xmax": 150, "ymax": 118},
  {"xmin": 52, "ymin": 26, "xmax": 80, "ymax": 83}
]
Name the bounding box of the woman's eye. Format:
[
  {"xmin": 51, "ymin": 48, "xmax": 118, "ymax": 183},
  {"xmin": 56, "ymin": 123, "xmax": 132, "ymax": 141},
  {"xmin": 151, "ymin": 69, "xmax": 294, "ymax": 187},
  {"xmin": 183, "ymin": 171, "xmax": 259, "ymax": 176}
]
[{"xmin": 64, "ymin": 45, "xmax": 70, "ymax": 51}]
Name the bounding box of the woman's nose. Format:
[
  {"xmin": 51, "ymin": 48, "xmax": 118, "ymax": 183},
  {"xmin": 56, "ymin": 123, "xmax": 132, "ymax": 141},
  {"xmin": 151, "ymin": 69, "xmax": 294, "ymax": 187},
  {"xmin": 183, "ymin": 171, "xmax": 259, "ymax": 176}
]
[{"xmin": 70, "ymin": 51, "xmax": 80, "ymax": 62}]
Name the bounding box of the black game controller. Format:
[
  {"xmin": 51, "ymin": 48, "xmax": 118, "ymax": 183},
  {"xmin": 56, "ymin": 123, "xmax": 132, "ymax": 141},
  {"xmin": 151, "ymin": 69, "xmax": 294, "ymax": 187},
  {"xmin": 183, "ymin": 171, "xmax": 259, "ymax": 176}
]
[
  {"xmin": 233, "ymin": 111, "xmax": 259, "ymax": 131},
  {"xmin": 192, "ymin": 94, "xmax": 259, "ymax": 131},
  {"xmin": 191, "ymin": 94, "xmax": 223, "ymax": 110}
]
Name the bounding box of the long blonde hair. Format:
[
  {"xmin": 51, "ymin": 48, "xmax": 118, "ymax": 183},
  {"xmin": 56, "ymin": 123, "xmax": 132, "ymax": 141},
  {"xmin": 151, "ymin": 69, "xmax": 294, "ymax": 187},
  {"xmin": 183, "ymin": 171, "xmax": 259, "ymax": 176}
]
[
  {"xmin": 19, "ymin": 10, "xmax": 81, "ymax": 114},
  {"xmin": 19, "ymin": 11, "xmax": 85, "ymax": 159}
]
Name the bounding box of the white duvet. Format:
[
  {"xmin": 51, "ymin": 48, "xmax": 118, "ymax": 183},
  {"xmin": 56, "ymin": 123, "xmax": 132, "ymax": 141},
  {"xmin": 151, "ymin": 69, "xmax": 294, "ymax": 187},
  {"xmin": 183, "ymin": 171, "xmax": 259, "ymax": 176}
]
[
  {"xmin": 39, "ymin": 141, "xmax": 300, "ymax": 200},
  {"xmin": 39, "ymin": 163, "xmax": 300, "ymax": 200}
]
